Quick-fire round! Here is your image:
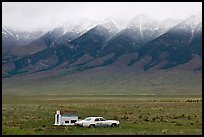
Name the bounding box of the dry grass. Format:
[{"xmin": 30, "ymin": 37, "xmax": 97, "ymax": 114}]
[{"xmin": 2, "ymin": 95, "xmax": 202, "ymax": 135}]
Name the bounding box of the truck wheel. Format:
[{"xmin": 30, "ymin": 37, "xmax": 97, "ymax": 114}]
[{"xmin": 89, "ymin": 124, "xmax": 95, "ymax": 128}]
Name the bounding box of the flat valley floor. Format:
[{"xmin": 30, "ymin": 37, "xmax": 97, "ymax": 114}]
[{"xmin": 2, "ymin": 95, "xmax": 202, "ymax": 135}]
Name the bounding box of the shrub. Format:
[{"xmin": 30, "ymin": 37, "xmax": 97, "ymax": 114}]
[
  {"xmin": 161, "ymin": 129, "xmax": 168, "ymax": 134},
  {"xmin": 143, "ymin": 117, "xmax": 149, "ymax": 122},
  {"xmin": 121, "ymin": 116, "xmax": 129, "ymax": 120},
  {"xmin": 171, "ymin": 121, "xmax": 176, "ymax": 123},
  {"xmin": 133, "ymin": 120, "xmax": 137, "ymax": 124},
  {"xmin": 113, "ymin": 115, "xmax": 118, "ymax": 120},
  {"xmin": 152, "ymin": 117, "xmax": 156, "ymax": 121},
  {"xmin": 173, "ymin": 116, "xmax": 178, "ymax": 119},
  {"xmin": 176, "ymin": 123, "xmax": 183, "ymax": 126},
  {"xmin": 190, "ymin": 121, "xmax": 194, "ymax": 125}
]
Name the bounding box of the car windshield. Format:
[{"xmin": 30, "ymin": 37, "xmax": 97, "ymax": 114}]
[{"xmin": 84, "ymin": 118, "xmax": 92, "ymax": 121}]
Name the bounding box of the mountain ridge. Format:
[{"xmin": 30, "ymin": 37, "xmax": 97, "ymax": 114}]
[{"xmin": 2, "ymin": 14, "xmax": 202, "ymax": 95}]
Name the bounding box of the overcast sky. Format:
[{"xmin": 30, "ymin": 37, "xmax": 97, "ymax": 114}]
[{"xmin": 2, "ymin": 2, "xmax": 202, "ymax": 31}]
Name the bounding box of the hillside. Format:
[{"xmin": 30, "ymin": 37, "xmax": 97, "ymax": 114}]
[{"xmin": 2, "ymin": 15, "xmax": 202, "ymax": 95}]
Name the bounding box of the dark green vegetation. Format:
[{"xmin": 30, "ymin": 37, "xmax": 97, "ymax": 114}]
[{"xmin": 2, "ymin": 95, "xmax": 202, "ymax": 135}]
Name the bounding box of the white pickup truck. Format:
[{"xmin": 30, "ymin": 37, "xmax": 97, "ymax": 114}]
[{"xmin": 75, "ymin": 117, "xmax": 120, "ymax": 128}]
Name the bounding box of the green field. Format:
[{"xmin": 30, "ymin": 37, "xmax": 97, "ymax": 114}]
[
  {"xmin": 2, "ymin": 70, "xmax": 202, "ymax": 96},
  {"xmin": 2, "ymin": 95, "xmax": 202, "ymax": 135}
]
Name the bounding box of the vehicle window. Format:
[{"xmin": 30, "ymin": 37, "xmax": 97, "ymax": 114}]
[
  {"xmin": 95, "ymin": 118, "xmax": 99, "ymax": 121},
  {"xmin": 71, "ymin": 120, "xmax": 77, "ymax": 123},
  {"xmin": 99, "ymin": 118, "xmax": 106, "ymax": 121},
  {"xmin": 84, "ymin": 118, "xmax": 92, "ymax": 121}
]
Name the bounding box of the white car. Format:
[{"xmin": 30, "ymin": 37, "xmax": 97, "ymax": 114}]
[{"xmin": 75, "ymin": 117, "xmax": 120, "ymax": 128}]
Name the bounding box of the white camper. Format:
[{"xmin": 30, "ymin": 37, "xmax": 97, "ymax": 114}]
[{"xmin": 54, "ymin": 110, "xmax": 78, "ymax": 126}]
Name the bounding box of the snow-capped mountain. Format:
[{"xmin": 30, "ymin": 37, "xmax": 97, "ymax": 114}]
[
  {"xmin": 128, "ymin": 14, "xmax": 160, "ymax": 41},
  {"xmin": 2, "ymin": 13, "xmax": 202, "ymax": 97},
  {"xmin": 2, "ymin": 14, "xmax": 202, "ymax": 79},
  {"xmin": 127, "ymin": 14, "xmax": 181, "ymax": 43},
  {"xmin": 2, "ymin": 26, "xmax": 44, "ymax": 43},
  {"xmin": 67, "ymin": 19, "xmax": 119, "ymax": 57},
  {"xmin": 154, "ymin": 18, "xmax": 181, "ymax": 37},
  {"xmin": 2, "ymin": 26, "xmax": 44, "ymax": 57},
  {"xmin": 60, "ymin": 18, "xmax": 96, "ymax": 32},
  {"xmin": 172, "ymin": 14, "xmax": 202, "ymax": 32},
  {"xmin": 132, "ymin": 14, "xmax": 202, "ymax": 70},
  {"xmin": 98, "ymin": 18, "xmax": 120, "ymax": 36},
  {"xmin": 128, "ymin": 14, "xmax": 158, "ymax": 27},
  {"xmin": 53, "ymin": 19, "xmax": 97, "ymax": 46},
  {"xmin": 98, "ymin": 15, "xmax": 172, "ymax": 56}
]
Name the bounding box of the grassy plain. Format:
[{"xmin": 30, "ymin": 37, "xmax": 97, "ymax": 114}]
[
  {"xmin": 2, "ymin": 70, "xmax": 202, "ymax": 96},
  {"xmin": 2, "ymin": 95, "xmax": 202, "ymax": 135}
]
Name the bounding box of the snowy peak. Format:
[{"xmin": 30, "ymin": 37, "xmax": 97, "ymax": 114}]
[
  {"xmin": 99, "ymin": 18, "xmax": 120, "ymax": 35},
  {"xmin": 128, "ymin": 14, "xmax": 160, "ymax": 39},
  {"xmin": 173, "ymin": 14, "xmax": 202, "ymax": 32},
  {"xmin": 2, "ymin": 14, "xmax": 202, "ymax": 78},
  {"xmin": 2, "ymin": 27, "xmax": 18, "ymax": 39},
  {"xmin": 154, "ymin": 18, "xmax": 182, "ymax": 37},
  {"xmin": 60, "ymin": 18, "xmax": 97, "ymax": 35},
  {"xmin": 184, "ymin": 14, "xmax": 202, "ymax": 27},
  {"xmin": 124, "ymin": 14, "xmax": 162, "ymax": 43},
  {"xmin": 160, "ymin": 18, "xmax": 181, "ymax": 29},
  {"xmin": 128, "ymin": 14, "xmax": 158, "ymax": 28},
  {"xmin": 2, "ymin": 26, "xmax": 44, "ymax": 42},
  {"xmin": 47, "ymin": 27, "xmax": 64, "ymax": 36}
]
